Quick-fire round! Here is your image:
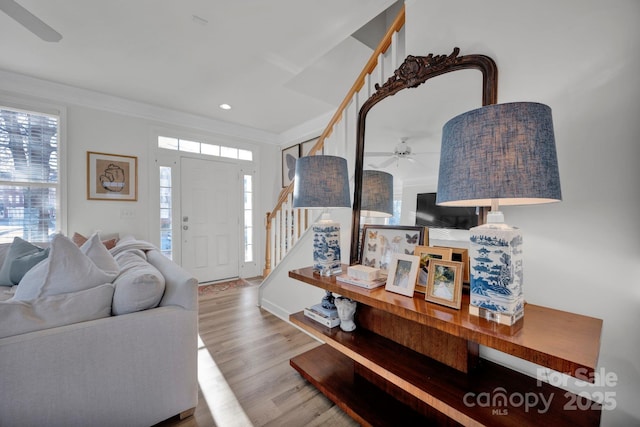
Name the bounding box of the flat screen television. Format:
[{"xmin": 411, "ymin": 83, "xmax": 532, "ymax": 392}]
[{"xmin": 415, "ymin": 192, "xmax": 478, "ymax": 230}]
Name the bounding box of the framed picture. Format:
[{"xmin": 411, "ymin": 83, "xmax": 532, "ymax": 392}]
[
  {"xmin": 281, "ymin": 143, "xmax": 300, "ymax": 187},
  {"xmin": 413, "ymin": 246, "xmax": 453, "ymax": 294},
  {"xmin": 385, "ymin": 253, "xmax": 420, "ymax": 297},
  {"xmin": 87, "ymin": 151, "xmax": 137, "ymax": 201},
  {"xmin": 436, "ymin": 246, "xmax": 470, "ymax": 283},
  {"xmin": 300, "ymin": 136, "xmax": 321, "ymax": 157},
  {"xmin": 425, "ymin": 259, "xmax": 464, "ymax": 309},
  {"xmin": 360, "ymin": 225, "xmax": 427, "ymax": 275}
]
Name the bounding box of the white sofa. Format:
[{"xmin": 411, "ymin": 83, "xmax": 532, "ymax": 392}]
[{"xmin": 0, "ymin": 236, "xmax": 199, "ymax": 427}]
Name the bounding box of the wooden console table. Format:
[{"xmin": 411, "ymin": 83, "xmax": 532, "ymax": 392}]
[{"xmin": 289, "ymin": 266, "xmax": 603, "ymax": 426}]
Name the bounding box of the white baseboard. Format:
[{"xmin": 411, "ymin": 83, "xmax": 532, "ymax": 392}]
[{"xmin": 259, "ymin": 298, "xmax": 323, "ymax": 343}]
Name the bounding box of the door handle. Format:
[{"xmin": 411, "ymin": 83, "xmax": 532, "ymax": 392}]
[{"xmin": 183, "ymin": 225, "xmax": 188, "ymax": 230}]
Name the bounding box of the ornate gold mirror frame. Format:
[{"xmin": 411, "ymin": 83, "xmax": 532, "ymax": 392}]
[{"xmin": 349, "ymin": 48, "xmax": 499, "ymax": 264}]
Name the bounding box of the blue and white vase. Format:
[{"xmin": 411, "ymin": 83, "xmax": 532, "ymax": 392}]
[
  {"xmin": 469, "ymin": 212, "xmax": 524, "ymax": 325},
  {"xmin": 312, "ymin": 219, "xmax": 342, "ymax": 276}
]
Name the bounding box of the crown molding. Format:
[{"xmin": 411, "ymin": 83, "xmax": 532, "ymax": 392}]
[{"xmin": 0, "ymin": 68, "xmax": 280, "ymax": 145}]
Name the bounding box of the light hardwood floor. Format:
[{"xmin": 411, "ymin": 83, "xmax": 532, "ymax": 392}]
[{"xmin": 155, "ymin": 279, "xmax": 358, "ymax": 427}]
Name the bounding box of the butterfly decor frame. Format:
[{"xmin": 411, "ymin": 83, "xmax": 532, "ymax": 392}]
[
  {"xmin": 281, "ymin": 144, "xmax": 300, "ymax": 188},
  {"xmin": 282, "ymin": 137, "xmax": 322, "ymax": 188},
  {"xmin": 359, "ymin": 225, "xmax": 428, "ymax": 276}
]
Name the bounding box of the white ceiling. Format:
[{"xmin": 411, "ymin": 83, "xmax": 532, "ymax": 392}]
[{"xmin": 0, "ymin": 0, "xmax": 398, "ymax": 135}]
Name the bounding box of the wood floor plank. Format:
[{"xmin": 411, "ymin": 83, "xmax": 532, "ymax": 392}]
[{"xmin": 155, "ymin": 280, "xmax": 358, "ymax": 427}]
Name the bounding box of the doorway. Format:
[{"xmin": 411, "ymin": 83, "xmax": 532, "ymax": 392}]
[{"xmin": 180, "ymin": 157, "xmax": 240, "ymax": 282}]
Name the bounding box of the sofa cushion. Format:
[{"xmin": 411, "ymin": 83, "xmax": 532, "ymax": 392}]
[
  {"xmin": 0, "ymin": 283, "xmax": 114, "ymax": 339},
  {"xmin": 0, "ymin": 285, "xmax": 15, "ymax": 302},
  {"xmin": 0, "ymin": 237, "xmax": 48, "ymax": 286},
  {"xmin": 13, "ymin": 234, "xmax": 118, "ymax": 301},
  {"xmin": 111, "ymin": 250, "xmax": 165, "ymax": 315}
]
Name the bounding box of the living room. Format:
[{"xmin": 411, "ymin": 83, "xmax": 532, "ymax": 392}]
[{"xmin": 0, "ymin": 1, "xmax": 638, "ymax": 426}]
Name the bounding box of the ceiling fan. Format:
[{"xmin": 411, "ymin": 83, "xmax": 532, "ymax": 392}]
[
  {"xmin": 0, "ymin": 0, "xmax": 62, "ymax": 42},
  {"xmin": 365, "ymin": 138, "xmax": 436, "ymax": 169}
]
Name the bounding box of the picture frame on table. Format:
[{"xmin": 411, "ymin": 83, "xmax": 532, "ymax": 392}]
[
  {"xmin": 359, "ymin": 225, "xmax": 427, "ymax": 275},
  {"xmin": 413, "ymin": 245, "xmax": 453, "ymax": 294},
  {"xmin": 425, "ymin": 259, "xmax": 464, "ymax": 309},
  {"xmin": 436, "ymin": 246, "xmax": 470, "ymax": 283},
  {"xmin": 281, "ymin": 143, "xmax": 300, "ymax": 187},
  {"xmin": 385, "ymin": 253, "xmax": 420, "ymax": 297},
  {"xmin": 87, "ymin": 151, "xmax": 137, "ymax": 201}
]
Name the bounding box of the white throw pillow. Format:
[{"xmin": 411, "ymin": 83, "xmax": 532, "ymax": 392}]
[
  {"xmin": 0, "ymin": 283, "xmax": 114, "ymax": 339},
  {"xmin": 13, "ymin": 234, "xmax": 117, "ymax": 301},
  {"xmin": 80, "ymin": 232, "xmax": 120, "ymax": 278},
  {"xmin": 111, "ymin": 250, "xmax": 165, "ymax": 315}
]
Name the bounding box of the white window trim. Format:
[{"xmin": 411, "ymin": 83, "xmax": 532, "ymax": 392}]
[{"xmin": 0, "ymin": 93, "xmax": 67, "ymax": 236}]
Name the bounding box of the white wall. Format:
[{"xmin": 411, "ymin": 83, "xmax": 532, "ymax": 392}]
[
  {"xmin": 260, "ymin": 207, "xmax": 353, "ymax": 318},
  {"xmin": 404, "ymin": 0, "xmax": 640, "ymax": 424},
  {"xmin": 0, "ymin": 73, "xmax": 280, "ymax": 279}
]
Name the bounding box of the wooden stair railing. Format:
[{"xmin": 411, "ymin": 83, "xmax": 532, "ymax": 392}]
[{"xmin": 264, "ymin": 5, "xmax": 405, "ymax": 276}]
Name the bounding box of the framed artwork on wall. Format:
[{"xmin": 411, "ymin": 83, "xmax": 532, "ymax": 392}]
[
  {"xmin": 281, "ymin": 144, "xmax": 299, "ymax": 188},
  {"xmin": 300, "ymin": 137, "xmax": 321, "ymax": 157},
  {"xmin": 87, "ymin": 151, "xmax": 137, "ymax": 201},
  {"xmin": 359, "ymin": 225, "xmax": 426, "ymax": 275}
]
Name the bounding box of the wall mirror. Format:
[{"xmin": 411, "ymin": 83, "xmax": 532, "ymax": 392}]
[{"xmin": 349, "ymin": 48, "xmax": 498, "ymax": 264}]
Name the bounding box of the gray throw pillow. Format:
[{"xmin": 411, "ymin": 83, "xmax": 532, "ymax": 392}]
[
  {"xmin": 0, "ymin": 237, "xmax": 47, "ymax": 286},
  {"xmin": 9, "ymin": 248, "xmax": 50, "ymax": 284}
]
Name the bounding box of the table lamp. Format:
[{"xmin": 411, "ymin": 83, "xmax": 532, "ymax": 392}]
[
  {"xmin": 293, "ymin": 155, "xmax": 351, "ymax": 277},
  {"xmin": 436, "ymin": 102, "xmax": 561, "ymax": 325},
  {"xmin": 361, "ymin": 170, "xmax": 394, "ymax": 219}
]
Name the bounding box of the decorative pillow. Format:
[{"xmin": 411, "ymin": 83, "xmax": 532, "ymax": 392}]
[
  {"xmin": 0, "ymin": 237, "xmax": 48, "ymax": 286},
  {"xmin": 13, "ymin": 234, "xmax": 117, "ymax": 301},
  {"xmin": 9, "ymin": 248, "xmax": 50, "ymax": 285},
  {"xmin": 111, "ymin": 250, "xmax": 165, "ymax": 315},
  {"xmin": 80, "ymin": 232, "xmax": 120, "ymax": 278},
  {"xmin": 72, "ymin": 232, "xmax": 117, "ymax": 250},
  {"xmin": 0, "ymin": 283, "xmax": 114, "ymax": 339}
]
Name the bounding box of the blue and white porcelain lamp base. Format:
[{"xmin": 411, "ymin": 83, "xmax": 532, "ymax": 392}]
[
  {"xmin": 469, "ymin": 211, "xmax": 524, "ymax": 326},
  {"xmin": 312, "ymin": 213, "xmax": 343, "ymax": 277}
]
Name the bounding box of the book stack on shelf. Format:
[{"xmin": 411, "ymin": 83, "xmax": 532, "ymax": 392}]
[
  {"xmin": 303, "ymin": 304, "xmax": 340, "ymax": 328},
  {"xmin": 335, "ymin": 265, "xmax": 386, "ymax": 289}
]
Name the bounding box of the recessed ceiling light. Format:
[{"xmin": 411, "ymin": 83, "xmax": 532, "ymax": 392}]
[{"xmin": 219, "ymin": 104, "xmax": 232, "ymax": 110}]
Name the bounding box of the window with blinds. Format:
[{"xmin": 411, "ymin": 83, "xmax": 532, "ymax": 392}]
[{"xmin": 0, "ymin": 107, "xmax": 59, "ymax": 244}]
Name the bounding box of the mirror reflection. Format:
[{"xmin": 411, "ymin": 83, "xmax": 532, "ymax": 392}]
[
  {"xmin": 349, "ymin": 51, "xmax": 498, "ymax": 263},
  {"xmin": 363, "ymin": 69, "xmax": 483, "ymax": 225}
]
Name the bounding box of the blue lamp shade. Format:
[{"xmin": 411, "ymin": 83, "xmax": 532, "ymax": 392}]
[
  {"xmin": 436, "ymin": 102, "xmax": 562, "ymax": 207},
  {"xmin": 361, "ymin": 170, "xmax": 393, "ymax": 218},
  {"xmin": 293, "ymin": 155, "xmax": 351, "ymax": 209}
]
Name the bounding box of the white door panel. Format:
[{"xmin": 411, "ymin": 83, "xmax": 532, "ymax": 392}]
[{"xmin": 181, "ymin": 157, "xmax": 240, "ymax": 282}]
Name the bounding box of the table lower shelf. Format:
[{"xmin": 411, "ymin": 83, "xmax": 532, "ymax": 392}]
[
  {"xmin": 291, "ymin": 311, "xmax": 601, "ymax": 427},
  {"xmin": 291, "ymin": 344, "xmax": 459, "ymax": 427}
]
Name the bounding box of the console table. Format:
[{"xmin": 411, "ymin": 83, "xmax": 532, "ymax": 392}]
[{"xmin": 289, "ymin": 266, "xmax": 603, "ymax": 426}]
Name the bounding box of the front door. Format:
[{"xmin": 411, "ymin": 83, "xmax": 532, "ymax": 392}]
[{"xmin": 180, "ymin": 157, "xmax": 240, "ymax": 282}]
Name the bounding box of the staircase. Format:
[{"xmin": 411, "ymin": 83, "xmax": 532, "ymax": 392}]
[{"xmin": 263, "ymin": 6, "xmax": 406, "ymax": 277}]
